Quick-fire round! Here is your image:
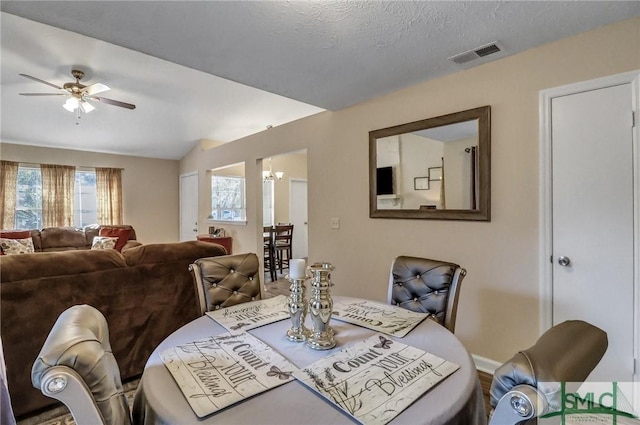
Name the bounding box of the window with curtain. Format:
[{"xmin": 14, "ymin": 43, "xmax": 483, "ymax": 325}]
[
  {"xmin": 1, "ymin": 164, "xmax": 122, "ymax": 230},
  {"xmin": 40, "ymin": 164, "xmax": 75, "ymax": 227}
]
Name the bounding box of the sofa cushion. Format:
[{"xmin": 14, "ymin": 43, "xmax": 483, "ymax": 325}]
[
  {"xmin": 99, "ymin": 227, "xmax": 132, "ymax": 252},
  {"xmin": 39, "ymin": 227, "xmax": 89, "ymax": 251},
  {"xmin": 0, "ymin": 249, "xmax": 127, "ymax": 283},
  {"xmin": 0, "ymin": 237, "xmax": 35, "ymax": 255},
  {"xmin": 123, "ymin": 241, "xmax": 227, "ymax": 266}
]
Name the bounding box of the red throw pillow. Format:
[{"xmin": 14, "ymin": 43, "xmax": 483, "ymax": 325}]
[
  {"xmin": 99, "ymin": 227, "xmax": 132, "ymax": 252},
  {"xmin": 0, "ymin": 230, "xmax": 31, "ymax": 239}
]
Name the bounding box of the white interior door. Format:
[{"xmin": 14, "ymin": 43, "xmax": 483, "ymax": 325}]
[
  {"xmin": 290, "ymin": 179, "xmax": 308, "ymax": 259},
  {"xmin": 551, "ymin": 82, "xmax": 635, "ymax": 382},
  {"xmin": 179, "ymin": 172, "xmax": 198, "ymax": 242}
]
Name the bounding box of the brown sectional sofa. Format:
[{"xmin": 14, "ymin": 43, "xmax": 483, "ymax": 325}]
[
  {"xmin": 0, "ymin": 226, "xmax": 227, "ymax": 418},
  {"xmin": 27, "ymin": 224, "xmax": 141, "ymax": 252}
]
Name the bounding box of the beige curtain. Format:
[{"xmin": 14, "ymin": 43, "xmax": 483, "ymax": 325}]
[
  {"xmin": 0, "ymin": 160, "xmax": 19, "ymax": 229},
  {"xmin": 96, "ymin": 168, "xmax": 123, "ymax": 225},
  {"xmin": 41, "ymin": 164, "xmax": 75, "ymax": 227}
]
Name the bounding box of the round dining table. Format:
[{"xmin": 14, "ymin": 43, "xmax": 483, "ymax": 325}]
[{"xmin": 132, "ymin": 297, "xmax": 487, "ymax": 425}]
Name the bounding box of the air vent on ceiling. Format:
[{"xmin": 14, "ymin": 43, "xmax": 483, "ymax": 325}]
[{"xmin": 448, "ymin": 41, "xmax": 503, "ymax": 65}]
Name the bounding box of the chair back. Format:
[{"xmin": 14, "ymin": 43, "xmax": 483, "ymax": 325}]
[
  {"xmin": 31, "ymin": 305, "xmax": 131, "ymax": 425},
  {"xmin": 189, "ymin": 253, "xmax": 262, "ymax": 315},
  {"xmin": 387, "ymin": 255, "xmax": 466, "ymax": 333},
  {"xmin": 489, "ymin": 320, "xmax": 607, "ymax": 424},
  {"xmin": 274, "ymin": 224, "xmax": 293, "ymax": 247}
]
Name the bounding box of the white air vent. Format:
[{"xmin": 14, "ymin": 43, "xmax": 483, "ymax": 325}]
[{"xmin": 448, "ymin": 41, "xmax": 503, "ymax": 65}]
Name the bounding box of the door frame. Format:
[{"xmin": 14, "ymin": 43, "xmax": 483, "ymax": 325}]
[
  {"xmin": 179, "ymin": 171, "xmax": 198, "ymax": 242},
  {"xmin": 539, "ymin": 70, "xmax": 640, "ymax": 381}
]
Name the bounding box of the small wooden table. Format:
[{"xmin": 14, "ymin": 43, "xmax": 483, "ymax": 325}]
[{"xmin": 196, "ymin": 235, "xmax": 232, "ymax": 254}]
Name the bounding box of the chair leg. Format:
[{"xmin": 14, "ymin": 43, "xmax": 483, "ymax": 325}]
[{"xmin": 270, "ymin": 248, "xmax": 277, "ymax": 281}]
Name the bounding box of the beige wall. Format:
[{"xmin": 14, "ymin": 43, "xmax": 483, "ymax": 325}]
[
  {"xmin": 180, "ymin": 18, "xmax": 640, "ymax": 363},
  {"xmin": 0, "ymin": 143, "xmax": 180, "ymax": 243}
]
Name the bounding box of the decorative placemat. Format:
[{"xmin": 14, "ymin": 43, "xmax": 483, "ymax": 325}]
[
  {"xmin": 294, "ymin": 334, "xmax": 459, "ymax": 425},
  {"xmin": 331, "ymin": 298, "xmax": 428, "ymax": 337},
  {"xmin": 205, "ymin": 295, "xmax": 289, "ymax": 331},
  {"xmin": 161, "ymin": 332, "xmax": 297, "ymax": 418}
]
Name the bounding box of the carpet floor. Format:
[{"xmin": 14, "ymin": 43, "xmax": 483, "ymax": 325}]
[{"xmin": 16, "ymin": 276, "xmax": 493, "ymax": 424}]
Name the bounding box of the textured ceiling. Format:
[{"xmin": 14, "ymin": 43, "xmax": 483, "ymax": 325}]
[{"xmin": 1, "ymin": 1, "xmax": 638, "ymax": 159}]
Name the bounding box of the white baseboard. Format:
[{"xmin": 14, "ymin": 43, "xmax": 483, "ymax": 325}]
[{"xmin": 472, "ymin": 354, "xmax": 501, "ymax": 375}]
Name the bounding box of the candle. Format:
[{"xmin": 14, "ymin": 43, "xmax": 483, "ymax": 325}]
[{"xmin": 290, "ymin": 259, "xmax": 306, "ymax": 279}]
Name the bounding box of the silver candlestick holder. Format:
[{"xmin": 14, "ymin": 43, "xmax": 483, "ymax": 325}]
[
  {"xmin": 307, "ymin": 262, "xmax": 336, "ymax": 350},
  {"xmin": 286, "ymin": 274, "xmax": 310, "ymax": 342}
]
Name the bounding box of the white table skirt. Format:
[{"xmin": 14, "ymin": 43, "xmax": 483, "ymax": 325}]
[{"xmin": 133, "ymin": 297, "xmax": 487, "ymax": 425}]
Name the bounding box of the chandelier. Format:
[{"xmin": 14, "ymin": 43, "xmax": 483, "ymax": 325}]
[{"xmin": 263, "ymin": 158, "xmax": 284, "ymax": 182}]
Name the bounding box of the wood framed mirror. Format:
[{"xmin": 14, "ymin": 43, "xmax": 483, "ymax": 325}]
[{"xmin": 369, "ymin": 106, "xmax": 490, "ymax": 221}]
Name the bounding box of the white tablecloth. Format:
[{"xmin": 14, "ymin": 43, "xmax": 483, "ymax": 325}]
[{"xmin": 132, "ymin": 297, "xmax": 487, "ymax": 425}]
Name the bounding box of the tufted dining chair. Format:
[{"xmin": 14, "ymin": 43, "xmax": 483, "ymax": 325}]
[
  {"xmin": 387, "ymin": 256, "xmax": 466, "ymax": 333},
  {"xmin": 31, "ymin": 305, "xmax": 132, "ymax": 425},
  {"xmin": 189, "ymin": 252, "xmax": 262, "ymax": 315},
  {"xmin": 489, "ymin": 320, "xmax": 608, "ymax": 425}
]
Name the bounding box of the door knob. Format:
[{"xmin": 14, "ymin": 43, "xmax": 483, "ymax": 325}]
[{"xmin": 558, "ymin": 256, "xmax": 571, "ymax": 267}]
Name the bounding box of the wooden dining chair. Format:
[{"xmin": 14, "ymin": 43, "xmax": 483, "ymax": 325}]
[
  {"xmin": 387, "ymin": 255, "xmax": 466, "ymax": 333},
  {"xmin": 263, "ymin": 226, "xmax": 277, "ymax": 282},
  {"xmin": 274, "ymin": 224, "xmax": 294, "ymax": 273}
]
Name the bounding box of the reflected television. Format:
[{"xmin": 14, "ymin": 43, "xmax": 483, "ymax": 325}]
[{"xmin": 376, "ymin": 166, "xmax": 394, "ymax": 195}]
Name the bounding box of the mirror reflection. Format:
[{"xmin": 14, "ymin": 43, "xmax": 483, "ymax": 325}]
[{"xmin": 370, "ymin": 106, "xmax": 490, "ymax": 221}]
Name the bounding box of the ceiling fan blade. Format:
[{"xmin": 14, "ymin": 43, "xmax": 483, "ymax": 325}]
[
  {"xmin": 19, "ymin": 73, "xmax": 62, "ymax": 90},
  {"xmin": 19, "ymin": 93, "xmax": 67, "ymax": 96},
  {"xmin": 91, "ymin": 96, "xmax": 136, "ymax": 110},
  {"xmin": 84, "ymin": 83, "xmax": 110, "ymax": 96}
]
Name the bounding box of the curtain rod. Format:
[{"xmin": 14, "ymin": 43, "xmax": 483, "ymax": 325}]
[{"xmin": 18, "ymin": 161, "xmax": 123, "ymax": 171}]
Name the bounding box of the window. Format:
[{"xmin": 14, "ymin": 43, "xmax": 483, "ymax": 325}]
[
  {"xmin": 14, "ymin": 166, "xmax": 98, "ymax": 230},
  {"xmin": 15, "ymin": 166, "xmax": 42, "ymax": 230},
  {"xmin": 210, "ymin": 175, "xmax": 246, "ymax": 222},
  {"xmin": 73, "ymin": 170, "xmax": 97, "ymax": 228}
]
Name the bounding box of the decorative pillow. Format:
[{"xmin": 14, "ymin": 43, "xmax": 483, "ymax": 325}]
[
  {"xmin": 91, "ymin": 236, "xmax": 118, "ymax": 250},
  {"xmin": 99, "ymin": 227, "xmax": 132, "ymax": 252},
  {"xmin": 0, "ymin": 237, "xmax": 35, "ymax": 255}
]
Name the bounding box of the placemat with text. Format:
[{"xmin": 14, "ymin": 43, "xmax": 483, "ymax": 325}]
[
  {"xmin": 294, "ymin": 334, "xmax": 459, "ymax": 425},
  {"xmin": 161, "ymin": 331, "xmax": 297, "ymax": 418}
]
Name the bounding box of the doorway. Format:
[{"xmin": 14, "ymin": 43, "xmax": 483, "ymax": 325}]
[
  {"xmin": 179, "ymin": 171, "xmax": 198, "ymax": 242},
  {"xmin": 261, "ymin": 151, "xmax": 309, "ymax": 275},
  {"xmin": 290, "ymin": 179, "xmax": 308, "ymax": 259},
  {"xmin": 540, "ymin": 71, "xmax": 639, "ymax": 383}
]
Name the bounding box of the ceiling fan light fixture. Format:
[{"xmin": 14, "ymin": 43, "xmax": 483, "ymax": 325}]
[
  {"xmin": 80, "ymin": 100, "xmax": 95, "ymax": 113},
  {"xmin": 63, "ymin": 97, "xmax": 79, "ymax": 112}
]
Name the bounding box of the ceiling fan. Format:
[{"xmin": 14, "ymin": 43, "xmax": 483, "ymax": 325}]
[{"xmin": 19, "ymin": 69, "xmax": 136, "ymax": 114}]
